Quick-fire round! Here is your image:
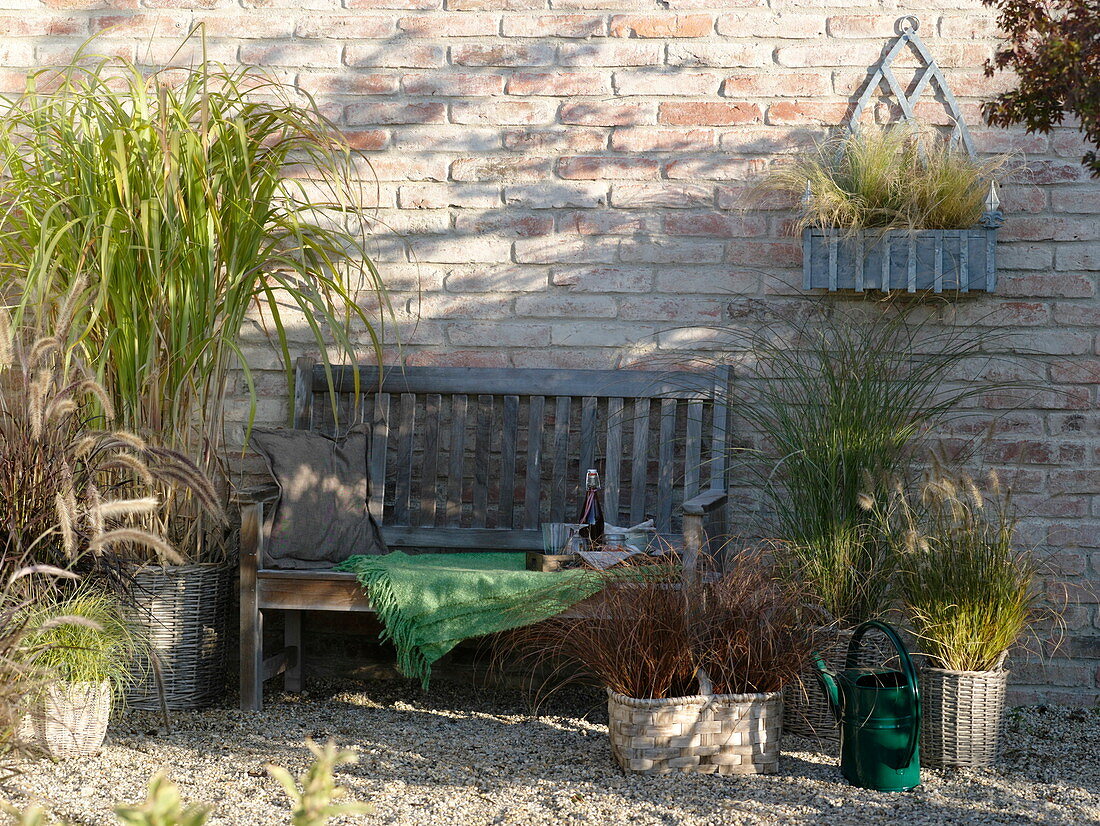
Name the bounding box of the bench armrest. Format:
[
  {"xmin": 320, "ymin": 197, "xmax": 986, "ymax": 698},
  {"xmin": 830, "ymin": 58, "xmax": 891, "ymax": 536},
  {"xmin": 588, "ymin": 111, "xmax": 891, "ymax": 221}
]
[
  {"xmin": 232, "ymin": 483, "xmax": 281, "ymax": 506},
  {"xmin": 683, "ymin": 489, "xmax": 727, "ymax": 516}
]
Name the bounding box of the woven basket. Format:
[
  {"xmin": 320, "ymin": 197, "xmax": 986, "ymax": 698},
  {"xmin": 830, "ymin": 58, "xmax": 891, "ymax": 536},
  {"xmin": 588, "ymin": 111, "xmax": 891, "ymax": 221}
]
[
  {"xmin": 920, "ymin": 663, "xmax": 1008, "ymax": 769},
  {"xmin": 18, "ymin": 680, "xmax": 112, "ymax": 760},
  {"xmin": 126, "ymin": 563, "xmax": 232, "ymax": 711},
  {"xmin": 607, "ymin": 689, "xmax": 783, "ymax": 775},
  {"xmin": 784, "ymin": 626, "xmax": 897, "ymax": 740}
]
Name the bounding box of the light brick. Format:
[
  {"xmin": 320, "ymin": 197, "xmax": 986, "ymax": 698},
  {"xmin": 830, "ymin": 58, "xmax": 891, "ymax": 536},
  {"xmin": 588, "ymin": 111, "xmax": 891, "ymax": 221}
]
[
  {"xmin": 515, "ymin": 294, "xmax": 619, "ymax": 317},
  {"xmin": 551, "ymin": 265, "xmax": 653, "ymax": 292},
  {"xmin": 451, "ymin": 100, "xmax": 555, "ymax": 125},
  {"xmin": 560, "ymin": 101, "xmax": 657, "ymax": 127},
  {"xmin": 452, "ymin": 43, "xmax": 555, "ymax": 67},
  {"xmin": 505, "ymin": 183, "xmax": 608, "ymax": 209},
  {"xmin": 295, "ymin": 15, "xmax": 394, "ymax": 38},
  {"xmin": 504, "ymin": 71, "xmax": 605, "ymax": 98},
  {"xmin": 451, "ymin": 156, "xmax": 552, "ymax": 182},
  {"xmin": 766, "ymin": 101, "xmax": 849, "ymax": 125},
  {"xmin": 345, "ymin": 43, "xmax": 444, "ymax": 68},
  {"xmin": 667, "ymin": 43, "xmax": 772, "ymax": 68},
  {"xmin": 503, "ymin": 128, "xmax": 607, "ymax": 152},
  {"xmin": 608, "ymin": 14, "xmax": 713, "ymax": 38},
  {"xmin": 722, "ymin": 72, "xmax": 830, "ymax": 97},
  {"xmin": 347, "ymin": 101, "xmax": 446, "ymax": 125},
  {"xmin": 503, "ymin": 14, "xmax": 606, "ymax": 37},
  {"xmin": 611, "ymin": 183, "xmax": 713, "ymax": 209},
  {"xmin": 402, "ymin": 73, "xmax": 504, "ymax": 96},
  {"xmin": 398, "ymin": 13, "xmax": 498, "ymax": 36},
  {"xmin": 558, "ymin": 42, "xmax": 662, "ymax": 67},
  {"xmin": 611, "ymin": 128, "xmax": 715, "ymax": 152},
  {"xmin": 612, "ymin": 71, "xmax": 721, "ymax": 96}
]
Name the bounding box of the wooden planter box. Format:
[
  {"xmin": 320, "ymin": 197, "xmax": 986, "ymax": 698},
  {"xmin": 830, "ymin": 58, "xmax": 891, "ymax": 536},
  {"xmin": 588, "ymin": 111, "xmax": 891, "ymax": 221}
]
[{"xmin": 802, "ymin": 227, "xmax": 998, "ymax": 293}]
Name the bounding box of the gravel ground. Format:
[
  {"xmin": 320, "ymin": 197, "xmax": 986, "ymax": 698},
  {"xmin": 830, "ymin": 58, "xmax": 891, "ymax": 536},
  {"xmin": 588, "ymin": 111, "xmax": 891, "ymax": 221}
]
[{"xmin": 1, "ymin": 679, "xmax": 1098, "ymax": 826}]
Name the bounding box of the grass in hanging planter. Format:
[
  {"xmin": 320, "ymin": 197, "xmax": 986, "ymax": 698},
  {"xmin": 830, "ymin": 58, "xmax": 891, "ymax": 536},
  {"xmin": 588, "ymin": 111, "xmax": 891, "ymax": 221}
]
[
  {"xmin": 888, "ymin": 468, "xmax": 1043, "ymax": 672},
  {"xmin": 760, "ymin": 125, "xmax": 1007, "ymax": 234}
]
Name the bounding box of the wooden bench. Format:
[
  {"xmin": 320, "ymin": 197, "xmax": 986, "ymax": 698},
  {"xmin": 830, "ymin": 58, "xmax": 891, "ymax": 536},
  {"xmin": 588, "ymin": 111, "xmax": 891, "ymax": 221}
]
[{"xmin": 238, "ymin": 359, "xmax": 732, "ymax": 711}]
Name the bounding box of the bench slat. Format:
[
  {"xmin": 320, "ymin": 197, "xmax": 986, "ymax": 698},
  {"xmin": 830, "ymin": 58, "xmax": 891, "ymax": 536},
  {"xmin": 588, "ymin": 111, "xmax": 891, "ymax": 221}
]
[
  {"xmin": 711, "ymin": 366, "xmax": 731, "ymax": 490},
  {"xmin": 473, "ymin": 394, "xmax": 492, "ymax": 528},
  {"xmin": 657, "ymin": 398, "xmax": 677, "ymax": 531},
  {"xmin": 630, "ymin": 398, "xmax": 651, "ymax": 524},
  {"xmin": 579, "ymin": 396, "xmax": 597, "ymax": 479},
  {"xmin": 369, "ymin": 393, "xmax": 390, "ymax": 521},
  {"xmin": 446, "ymin": 395, "xmax": 468, "ymax": 527},
  {"xmin": 394, "ymin": 393, "xmax": 416, "ymax": 525},
  {"xmin": 550, "ymin": 396, "xmax": 571, "ymax": 523},
  {"xmin": 419, "ymin": 393, "xmax": 441, "ymax": 527},
  {"xmin": 685, "ymin": 400, "xmax": 703, "ymax": 498},
  {"xmin": 499, "ymin": 394, "xmax": 519, "ymax": 530},
  {"xmin": 604, "ymin": 397, "xmax": 624, "ymax": 524},
  {"xmin": 523, "ymin": 396, "xmax": 545, "ymax": 530}
]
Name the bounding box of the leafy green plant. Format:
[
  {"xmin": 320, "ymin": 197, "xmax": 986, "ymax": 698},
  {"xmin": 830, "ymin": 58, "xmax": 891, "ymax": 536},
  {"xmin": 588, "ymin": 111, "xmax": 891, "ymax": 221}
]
[
  {"xmin": 983, "ymin": 0, "xmax": 1100, "ymax": 177},
  {"xmin": 266, "ymin": 739, "xmax": 373, "ymax": 826},
  {"xmin": 760, "ymin": 125, "xmax": 1006, "ymax": 233},
  {"xmin": 727, "ymin": 302, "xmax": 1015, "ymax": 625},
  {"xmin": 0, "ymin": 31, "xmax": 386, "ymax": 561},
  {"xmin": 889, "ymin": 467, "xmax": 1044, "ymax": 671},
  {"xmin": 115, "ymin": 773, "xmax": 211, "ymax": 826},
  {"xmin": 0, "ymin": 297, "xmax": 220, "ymax": 589},
  {"xmin": 18, "ymin": 588, "xmax": 144, "ymax": 697}
]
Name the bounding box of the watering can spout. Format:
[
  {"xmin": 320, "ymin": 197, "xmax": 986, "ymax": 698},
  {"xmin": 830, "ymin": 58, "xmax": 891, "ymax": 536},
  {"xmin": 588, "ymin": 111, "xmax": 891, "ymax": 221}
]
[{"xmin": 812, "ymin": 653, "xmax": 842, "ymax": 722}]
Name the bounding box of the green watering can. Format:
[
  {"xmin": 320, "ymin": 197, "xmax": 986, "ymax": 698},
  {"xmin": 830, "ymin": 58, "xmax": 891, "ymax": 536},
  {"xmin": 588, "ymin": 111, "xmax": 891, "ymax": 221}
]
[{"xmin": 813, "ymin": 620, "xmax": 921, "ymax": 792}]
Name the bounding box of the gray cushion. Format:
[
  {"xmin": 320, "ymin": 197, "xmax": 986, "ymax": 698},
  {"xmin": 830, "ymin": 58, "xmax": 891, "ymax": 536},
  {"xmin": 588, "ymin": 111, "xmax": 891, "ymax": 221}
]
[{"xmin": 250, "ymin": 426, "xmax": 387, "ymax": 569}]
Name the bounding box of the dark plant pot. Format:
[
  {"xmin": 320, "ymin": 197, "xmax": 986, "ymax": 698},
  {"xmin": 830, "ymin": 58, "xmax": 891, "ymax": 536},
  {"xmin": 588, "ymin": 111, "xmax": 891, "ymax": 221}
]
[
  {"xmin": 126, "ymin": 562, "xmax": 232, "ymax": 711},
  {"xmin": 802, "ymin": 227, "xmax": 998, "ymax": 293}
]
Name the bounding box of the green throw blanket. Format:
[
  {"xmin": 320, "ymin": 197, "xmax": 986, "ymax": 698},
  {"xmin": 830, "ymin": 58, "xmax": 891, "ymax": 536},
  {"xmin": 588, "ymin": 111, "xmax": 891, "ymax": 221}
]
[{"xmin": 336, "ymin": 552, "xmax": 601, "ymax": 687}]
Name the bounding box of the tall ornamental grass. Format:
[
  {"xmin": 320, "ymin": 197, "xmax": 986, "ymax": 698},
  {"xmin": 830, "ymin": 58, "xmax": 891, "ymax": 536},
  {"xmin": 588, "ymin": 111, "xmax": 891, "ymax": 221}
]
[
  {"xmin": 729, "ymin": 302, "xmax": 1015, "ymax": 626},
  {"xmin": 760, "ymin": 125, "xmax": 1006, "ymax": 234},
  {"xmin": 0, "ymin": 37, "xmax": 385, "ymax": 560},
  {"xmin": 891, "ymin": 468, "xmax": 1043, "ymax": 672}
]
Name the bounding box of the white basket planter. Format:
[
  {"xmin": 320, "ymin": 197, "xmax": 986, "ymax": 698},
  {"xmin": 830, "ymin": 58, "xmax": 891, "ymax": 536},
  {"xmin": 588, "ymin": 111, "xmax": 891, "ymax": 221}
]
[
  {"xmin": 607, "ymin": 689, "xmax": 782, "ymax": 775},
  {"xmin": 18, "ymin": 680, "xmax": 112, "ymax": 760},
  {"xmin": 920, "ymin": 666, "xmax": 1008, "ymax": 769},
  {"xmin": 126, "ymin": 562, "xmax": 232, "ymax": 711}
]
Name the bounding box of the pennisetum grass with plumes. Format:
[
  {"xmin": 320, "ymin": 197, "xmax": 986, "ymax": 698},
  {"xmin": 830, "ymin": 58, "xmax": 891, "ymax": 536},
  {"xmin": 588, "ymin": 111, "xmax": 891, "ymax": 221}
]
[
  {"xmin": 759, "ymin": 125, "xmax": 1008, "ymax": 235},
  {"xmin": 0, "ymin": 293, "xmax": 220, "ymax": 593},
  {"xmin": 0, "ymin": 30, "xmax": 388, "ymax": 561},
  {"xmin": 887, "ymin": 465, "xmax": 1047, "ymax": 672}
]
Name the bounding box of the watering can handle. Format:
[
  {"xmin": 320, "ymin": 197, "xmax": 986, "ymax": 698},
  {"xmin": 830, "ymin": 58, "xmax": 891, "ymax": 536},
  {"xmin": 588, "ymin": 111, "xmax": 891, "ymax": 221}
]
[{"xmin": 847, "ymin": 620, "xmax": 921, "ymax": 769}]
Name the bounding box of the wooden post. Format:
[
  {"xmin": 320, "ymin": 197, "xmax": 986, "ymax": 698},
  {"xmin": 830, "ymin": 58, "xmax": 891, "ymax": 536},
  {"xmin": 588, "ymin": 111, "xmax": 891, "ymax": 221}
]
[
  {"xmin": 239, "ymin": 500, "xmax": 264, "ymax": 712},
  {"xmin": 283, "ymin": 610, "xmax": 303, "ymax": 693}
]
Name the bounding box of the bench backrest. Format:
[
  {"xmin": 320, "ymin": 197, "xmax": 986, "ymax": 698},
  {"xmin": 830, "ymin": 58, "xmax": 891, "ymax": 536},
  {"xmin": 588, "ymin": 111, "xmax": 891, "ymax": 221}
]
[{"xmin": 294, "ymin": 360, "xmax": 731, "ymax": 552}]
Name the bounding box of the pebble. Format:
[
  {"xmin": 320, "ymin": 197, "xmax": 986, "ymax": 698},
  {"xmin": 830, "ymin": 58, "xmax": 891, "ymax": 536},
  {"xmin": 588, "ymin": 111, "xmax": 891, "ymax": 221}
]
[{"xmin": 0, "ymin": 680, "xmax": 1097, "ymax": 825}]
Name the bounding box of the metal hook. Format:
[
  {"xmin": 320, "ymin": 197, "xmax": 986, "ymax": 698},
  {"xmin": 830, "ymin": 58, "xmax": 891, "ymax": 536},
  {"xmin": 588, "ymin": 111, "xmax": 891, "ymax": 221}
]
[{"xmin": 895, "ymin": 15, "xmax": 920, "ymax": 35}]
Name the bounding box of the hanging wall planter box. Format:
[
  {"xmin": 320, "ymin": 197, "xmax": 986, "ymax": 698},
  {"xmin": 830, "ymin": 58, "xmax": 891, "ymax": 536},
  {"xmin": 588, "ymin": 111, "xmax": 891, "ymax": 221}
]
[{"xmin": 802, "ymin": 226, "xmax": 998, "ymax": 294}]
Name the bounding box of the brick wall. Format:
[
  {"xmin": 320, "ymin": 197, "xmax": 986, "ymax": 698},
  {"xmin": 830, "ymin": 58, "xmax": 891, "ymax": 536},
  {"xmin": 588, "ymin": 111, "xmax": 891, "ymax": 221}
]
[{"xmin": 2, "ymin": 0, "xmax": 1098, "ymax": 704}]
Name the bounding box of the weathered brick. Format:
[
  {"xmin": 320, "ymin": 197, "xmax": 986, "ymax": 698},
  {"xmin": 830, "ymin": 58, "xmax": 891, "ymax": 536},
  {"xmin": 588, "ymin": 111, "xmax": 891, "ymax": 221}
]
[
  {"xmin": 505, "ymin": 183, "xmax": 608, "ymax": 209},
  {"xmin": 664, "ymin": 157, "xmax": 766, "ymax": 180},
  {"xmin": 608, "ymin": 14, "xmax": 713, "ymax": 38},
  {"xmin": 402, "ymin": 73, "xmax": 503, "ymax": 96},
  {"xmin": 451, "ymin": 100, "xmax": 554, "ymax": 125},
  {"xmin": 443, "ymin": 263, "xmax": 550, "ymax": 293},
  {"xmin": 766, "ymin": 101, "xmax": 849, "ymax": 125},
  {"xmin": 297, "ymin": 72, "xmax": 399, "ymax": 95},
  {"xmin": 611, "ymin": 128, "xmax": 714, "ymax": 152},
  {"xmin": 562, "ymin": 211, "xmax": 659, "ymax": 236},
  {"xmin": 295, "ymin": 15, "xmax": 394, "ymax": 38},
  {"xmin": 559, "ymin": 42, "xmax": 662, "ymax": 67},
  {"xmin": 398, "ymin": 13, "xmax": 498, "ymax": 36},
  {"xmin": 659, "ymin": 101, "xmax": 761, "ymax": 126},
  {"xmin": 397, "ymin": 183, "xmax": 500, "ymax": 209},
  {"xmin": 612, "ymin": 70, "xmax": 721, "ymax": 96},
  {"xmin": 722, "ymin": 72, "xmax": 830, "ymax": 97},
  {"xmin": 667, "ymin": 42, "xmax": 772, "ymax": 68},
  {"xmin": 452, "ymin": 43, "xmax": 555, "ymax": 67},
  {"xmin": 663, "ymin": 213, "xmax": 767, "ymax": 237},
  {"xmin": 453, "ymin": 213, "xmax": 554, "ymax": 238},
  {"xmin": 611, "ymin": 183, "xmax": 713, "ymax": 209},
  {"xmin": 240, "ymin": 42, "xmax": 342, "ymax": 68},
  {"xmin": 560, "ymin": 101, "xmax": 656, "ymax": 127},
  {"xmin": 448, "ymin": 321, "xmax": 554, "ymax": 346},
  {"xmin": 347, "ymin": 101, "xmax": 446, "ymax": 125},
  {"xmin": 515, "ymin": 293, "xmax": 619, "ymax": 317},
  {"xmin": 557, "ymin": 156, "xmax": 661, "ymax": 180},
  {"xmin": 717, "ymin": 12, "xmax": 824, "ymax": 38},
  {"xmin": 551, "ymin": 265, "xmax": 653, "ymax": 292},
  {"xmin": 506, "ymin": 72, "xmax": 610, "ymax": 96},
  {"xmin": 450, "ymin": 156, "xmax": 552, "ymax": 182},
  {"xmin": 502, "ymin": 128, "xmax": 607, "ymax": 152},
  {"xmin": 503, "ymin": 14, "xmax": 606, "ymax": 38},
  {"xmin": 345, "ymin": 42, "xmax": 444, "ymax": 68}
]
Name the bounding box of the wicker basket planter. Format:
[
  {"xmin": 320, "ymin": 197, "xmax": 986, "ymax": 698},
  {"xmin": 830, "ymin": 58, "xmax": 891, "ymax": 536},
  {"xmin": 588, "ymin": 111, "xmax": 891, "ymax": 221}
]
[
  {"xmin": 802, "ymin": 227, "xmax": 998, "ymax": 293},
  {"xmin": 126, "ymin": 562, "xmax": 232, "ymax": 711},
  {"xmin": 607, "ymin": 689, "xmax": 782, "ymax": 775},
  {"xmin": 18, "ymin": 680, "xmax": 112, "ymax": 760},
  {"xmin": 920, "ymin": 665, "xmax": 1008, "ymax": 769}
]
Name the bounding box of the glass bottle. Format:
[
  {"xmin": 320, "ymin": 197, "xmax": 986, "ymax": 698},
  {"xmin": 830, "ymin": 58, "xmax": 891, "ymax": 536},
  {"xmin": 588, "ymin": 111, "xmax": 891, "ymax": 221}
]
[{"xmin": 577, "ymin": 468, "xmax": 605, "ymax": 544}]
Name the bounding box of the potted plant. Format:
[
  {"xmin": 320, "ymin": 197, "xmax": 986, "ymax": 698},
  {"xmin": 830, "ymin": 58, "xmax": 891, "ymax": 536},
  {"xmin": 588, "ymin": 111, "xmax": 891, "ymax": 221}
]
[
  {"xmin": 0, "ymin": 35, "xmax": 388, "ymax": 708},
  {"xmin": 725, "ymin": 302, "xmax": 1014, "ymax": 739},
  {"xmin": 760, "ymin": 126, "xmax": 1005, "ymax": 293},
  {"xmin": 511, "ymin": 553, "xmax": 814, "ymax": 775},
  {"xmin": 889, "ymin": 467, "xmax": 1045, "ymax": 769},
  {"xmin": 16, "ymin": 589, "xmax": 144, "ymax": 760}
]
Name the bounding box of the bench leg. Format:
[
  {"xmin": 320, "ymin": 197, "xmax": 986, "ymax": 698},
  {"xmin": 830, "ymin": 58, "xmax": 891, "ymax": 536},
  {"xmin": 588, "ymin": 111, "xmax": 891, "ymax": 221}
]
[
  {"xmin": 284, "ymin": 610, "xmax": 303, "ymax": 693},
  {"xmin": 241, "ymin": 604, "xmax": 263, "ymax": 712}
]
